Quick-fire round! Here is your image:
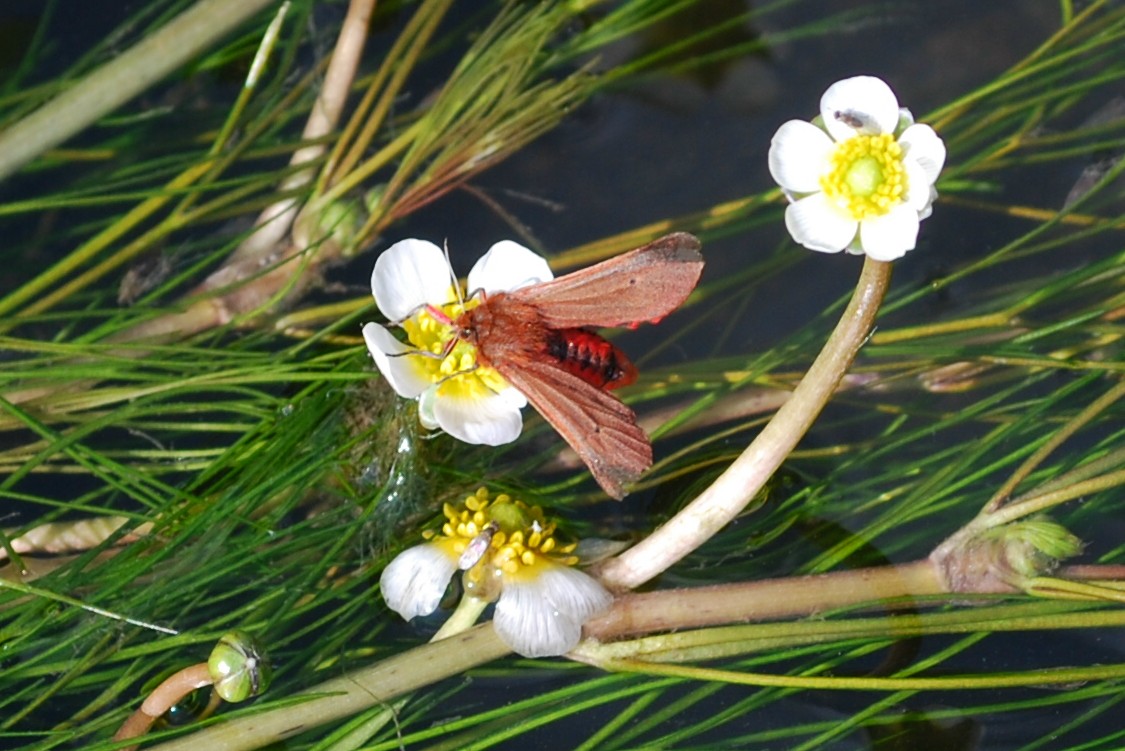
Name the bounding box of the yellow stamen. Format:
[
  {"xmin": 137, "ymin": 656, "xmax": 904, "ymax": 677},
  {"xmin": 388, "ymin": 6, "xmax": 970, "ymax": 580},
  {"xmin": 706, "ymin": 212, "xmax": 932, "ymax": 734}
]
[
  {"xmin": 427, "ymin": 488, "xmax": 582, "ymax": 589},
  {"xmin": 399, "ymin": 290, "xmax": 509, "ymax": 399},
  {"xmin": 820, "ymin": 133, "xmax": 906, "ymax": 220}
]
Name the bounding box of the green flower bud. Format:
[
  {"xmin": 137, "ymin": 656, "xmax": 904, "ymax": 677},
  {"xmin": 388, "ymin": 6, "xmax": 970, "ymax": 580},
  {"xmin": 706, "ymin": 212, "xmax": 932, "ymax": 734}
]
[{"xmin": 207, "ymin": 630, "xmax": 271, "ymax": 703}]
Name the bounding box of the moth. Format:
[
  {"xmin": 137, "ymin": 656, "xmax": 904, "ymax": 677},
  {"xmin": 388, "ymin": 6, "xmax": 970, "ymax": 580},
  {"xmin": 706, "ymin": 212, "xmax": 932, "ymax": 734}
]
[{"xmin": 452, "ymin": 232, "xmax": 704, "ymax": 499}]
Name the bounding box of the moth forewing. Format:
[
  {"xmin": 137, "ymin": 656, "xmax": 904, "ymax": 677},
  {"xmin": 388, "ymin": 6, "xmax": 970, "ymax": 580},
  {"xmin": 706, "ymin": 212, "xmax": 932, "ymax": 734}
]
[{"xmin": 514, "ymin": 232, "xmax": 704, "ymax": 329}]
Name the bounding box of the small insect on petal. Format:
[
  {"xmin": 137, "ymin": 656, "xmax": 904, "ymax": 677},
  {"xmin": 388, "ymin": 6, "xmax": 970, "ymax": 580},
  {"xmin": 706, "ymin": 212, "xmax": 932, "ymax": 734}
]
[
  {"xmin": 459, "ymin": 521, "xmax": 499, "ymax": 570},
  {"xmin": 769, "ymin": 76, "xmax": 946, "ymax": 260}
]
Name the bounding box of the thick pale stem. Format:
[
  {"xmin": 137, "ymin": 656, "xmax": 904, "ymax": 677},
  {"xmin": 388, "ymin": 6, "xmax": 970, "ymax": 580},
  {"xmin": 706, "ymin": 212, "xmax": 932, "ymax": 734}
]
[
  {"xmin": 598, "ymin": 258, "xmax": 893, "ymax": 591},
  {"xmin": 331, "ymin": 590, "xmax": 490, "ymax": 742},
  {"xmin": 585, "ymin": 560, "xmax": 944, "ymax": 641},
  {"xmin": 141, "ymin": 559, "xmax": 948, "ymax": 750},
  {"xmin": 228, "ymin": 0, "xmax": 377, "ymax": 266}
]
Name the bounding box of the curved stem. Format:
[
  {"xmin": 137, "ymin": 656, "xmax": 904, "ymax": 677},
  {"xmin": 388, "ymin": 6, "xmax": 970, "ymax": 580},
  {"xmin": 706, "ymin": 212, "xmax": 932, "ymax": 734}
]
[
  {"xmin": 113, "ymin": 663, "xmax": 213, "ymax": 749},
  {"xmin": 597, "ymin": 258, "xmax": 893, "ymax": 591}
]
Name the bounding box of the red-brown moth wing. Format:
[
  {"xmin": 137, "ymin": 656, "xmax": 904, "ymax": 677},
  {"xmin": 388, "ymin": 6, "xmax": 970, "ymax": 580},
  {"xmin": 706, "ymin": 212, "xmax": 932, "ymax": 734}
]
[
  {"xmin": 511, "ymin": 232, "xmax": 704, "ymax": 329},
  {"xmin": 491, "ymin": 358, "xmax": 652, "ymax": 500}
]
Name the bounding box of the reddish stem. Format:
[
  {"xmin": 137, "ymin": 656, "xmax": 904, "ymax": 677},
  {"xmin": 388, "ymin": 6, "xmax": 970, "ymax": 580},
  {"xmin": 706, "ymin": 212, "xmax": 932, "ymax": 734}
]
[{"xmin": 113, "ymin": 663, "xmax": 213, "ymax": 749}]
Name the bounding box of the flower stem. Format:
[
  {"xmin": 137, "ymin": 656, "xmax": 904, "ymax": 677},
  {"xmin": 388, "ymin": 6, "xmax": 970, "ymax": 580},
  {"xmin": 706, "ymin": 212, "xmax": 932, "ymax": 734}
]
[
  {"xmin": 113, "ymin": 663, "xmax": 214, "ymax": 749},
  {"xmin": 224, "ymin": 0, "xmax": 377, "ymax": 269},
  {"xmin": 597, "ymin": 257, "xmax": 893, "ymax": 591},
  {"xmin": 433, "ymin": 595, "xmax": 489, "ymax": 640}
]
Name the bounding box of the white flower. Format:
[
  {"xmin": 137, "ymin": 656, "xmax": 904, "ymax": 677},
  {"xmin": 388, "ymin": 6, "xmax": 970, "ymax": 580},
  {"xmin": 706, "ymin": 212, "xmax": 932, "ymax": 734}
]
[
  {"xmin": 494, "ymin": 564, "xmax": 613, "ymax": 658},
  {"xmin": 379, "ymin": 488, "xmax": 613, "ymax": 658},
  {"xmin": 363, "ymin": 238, "xmax": 552, "ymax": 446},
  {"xmin": 380, "ymin": 540, "xmax": 459, "ymax": 620},
  {"xmin": 768, "ymin": 76, "xmax": 946, "ymax": 261}
]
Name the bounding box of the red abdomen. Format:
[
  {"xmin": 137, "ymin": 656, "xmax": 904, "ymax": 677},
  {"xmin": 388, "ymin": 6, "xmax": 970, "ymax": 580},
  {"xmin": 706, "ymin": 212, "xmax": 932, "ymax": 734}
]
[{"xmin": 544, "ymin": 328, "xmax": 637, "ymax": 390}]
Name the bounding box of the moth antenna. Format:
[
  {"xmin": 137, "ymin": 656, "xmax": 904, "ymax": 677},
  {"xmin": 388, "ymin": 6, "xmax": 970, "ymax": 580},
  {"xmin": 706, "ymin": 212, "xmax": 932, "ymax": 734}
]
[
  {"xmin": 443, "ymin": 239, "xmax": 466, "ymax": 308},
  {"xmin": 429, "ymin": 363, "xmax": 486, "ymax": 392},
  {"xmin": 386, "ymin": 311, "xmax": 462, "ymax": 360},
  {"xmin": 387, "ymin": 348, "xmax": 444, "ymax": 361}
]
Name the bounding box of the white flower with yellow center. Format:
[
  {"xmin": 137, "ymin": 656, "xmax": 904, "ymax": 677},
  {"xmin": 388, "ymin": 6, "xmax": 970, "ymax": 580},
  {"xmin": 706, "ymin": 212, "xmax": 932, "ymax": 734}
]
[
  {"xmin": 363, "ymin": 238, "xmax": 553, "ymax": 446},
  {"xmin": 379, "ymin": 488, "xmax": 613, "ymax": 658},
  {"xmin": 768, "ymin": 76, "xmax": 946, "ymax": 261}
]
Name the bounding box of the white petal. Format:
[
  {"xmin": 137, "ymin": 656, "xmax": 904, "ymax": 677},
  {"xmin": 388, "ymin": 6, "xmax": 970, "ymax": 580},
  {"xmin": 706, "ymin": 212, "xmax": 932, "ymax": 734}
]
[
  {"xmin": 821, "ymin": 76, "xmax": 900, "ymax": 142},
  {"xmin": 380, "ymin": 543, "xmax": 458, "ymax": 620},
  {"xmin": 896, "ymin": 108, "xmax": 915, "ymax": 134},
  {"xmin": 903, "ymin": 158, "xmax": 938, "ymax": 213},
  {"xmin": 768, "ymin": 120, "xmax": 834, "ymax": 193},
  {"xmin": 918, "ymin": 186, "xmax": 938, "ymax": 220},
  {"xmin": 784, "ymin": 192, "xmax": 858, "ymax": 253},
  {"xmin": 858, "ymin": 206, "xmax": 920, "ymax": 261},
  {"xmin": 432, "ymin": 388, "xmax": 524, "ymax": 446},
  {"xmin": 372, "ymin": 239, "xmax": 455, "ymax": 322},
  {"xmin": 899, "ymin": 123, "xmax": 946, "ymax": 185},
  {"xmin": 467, "ymin": 240, "xmax": 553, "ymax": 296},
  {"xmin": 362, "ymin": 323, "xmax": 431, "ymax": 399},
  {"xmin": 493, "ymin": 566, "xmax": 613, "ymax": 658},
  {"xmin": 498, "ymin": 383, "xmax": 528, "ymax": 410},
  {"xmin": 417, "ymin": 388, "xmax": 441, "ymax": 430}
]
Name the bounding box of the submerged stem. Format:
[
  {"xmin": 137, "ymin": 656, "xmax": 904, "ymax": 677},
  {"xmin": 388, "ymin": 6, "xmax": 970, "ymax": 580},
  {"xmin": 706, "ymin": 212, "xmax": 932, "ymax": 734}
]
[
  {"xmin": 597, "ymin": 257, "xmax": 893, "ymax": 591},
  {"xmin": 982, "ymin": 468, "xmax": 1125, "ymax": 528},
  {"xmin": 982, "ymin": 377, "xmax": 1125, "ymax": 513}
]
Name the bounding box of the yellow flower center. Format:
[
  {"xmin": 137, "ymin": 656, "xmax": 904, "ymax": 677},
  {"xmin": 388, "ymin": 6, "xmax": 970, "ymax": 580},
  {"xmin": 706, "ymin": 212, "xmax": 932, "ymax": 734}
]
[
  {"xmin": 400, "ymin": 289, "xmax": 509, "ymax": 399},
  {"xmin": 425, "ymin": 488, "xmax": 580, "ymax": 596},
  {"xmin": 819, "ymin": 133, "xmax": 906, "ymax": 220}
]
